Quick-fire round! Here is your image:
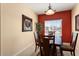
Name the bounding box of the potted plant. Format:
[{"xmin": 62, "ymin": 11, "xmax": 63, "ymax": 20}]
[
  {"xmin": 36, "ymin": 23, "xmax": 43, "ymax": 33},
  {"xmin": 35, "ymin": 23, "xmax": 43, "ymax": 41}
]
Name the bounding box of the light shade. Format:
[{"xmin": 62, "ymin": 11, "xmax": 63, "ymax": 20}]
[
  {"xmin": 45, "ymin": 3, "xmax": 55, "ymax": 15},
  {"xmin": 45, "ymin": 9, "xmax": 55, "ymax": 15}
]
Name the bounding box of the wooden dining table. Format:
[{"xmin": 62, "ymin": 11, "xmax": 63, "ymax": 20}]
[
  {"xmin": 43, "ymin": 34, "xmax": 62, "ymax": 55},
  {"xmin": 43, "ymin": 34, "xmax": 62, "ymax": 46}
]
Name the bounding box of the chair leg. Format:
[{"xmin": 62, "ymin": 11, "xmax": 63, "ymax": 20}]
[
  {"xmin": 35, "ymin": 45, "xmax": 37, "ymax": 52},
  {"xmin": 73, "ymin": 51, "xmax": 75, "ymax": 56},
  {"xmin": 55, "ymin": 47, "xmax": 57, "ymax": 56},
  {"xmin": 53, "ymin": 45, "xmax": 57, "ymax": 56},
  {"xmin": 40, "ymin": 47, "xmax": 43, "ymax": 56},
  {"xmin": 60, "ymin": 48, "xmax": 63, "ymax": 56},
  {"xmin": 71, "ymin": 51, "xmax": 72, "ymax": 55}
]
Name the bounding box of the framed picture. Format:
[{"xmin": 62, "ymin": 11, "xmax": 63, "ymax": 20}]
[
  {"xmin": 22, "ymin": 14, "xmax": 32, "ymax": 32},
  {"xmin": 75, "ymin": 15, "xmax": 79, "ymax": 31}
]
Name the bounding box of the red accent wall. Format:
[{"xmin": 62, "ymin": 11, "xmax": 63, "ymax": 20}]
[{"xmin": 38, "ymin": 10, "xmax": 72, "ymax": 42}]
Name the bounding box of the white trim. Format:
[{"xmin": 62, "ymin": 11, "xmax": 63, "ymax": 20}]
[{"xmin": 13, "ymin": 43, "xmax": 34, "ymax": 56}]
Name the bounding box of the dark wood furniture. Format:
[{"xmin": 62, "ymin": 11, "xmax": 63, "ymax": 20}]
[
  {"xmin": 34, "ymin": 31, "xmax": 40, "ymax": 52},
  {"xmin": 41, "ymin": 37, "xmax": 51, "ymax": 56},
  {"xmin": 34, "ymin": 32, "xmax": 62, "ymax": 56},
  {"xmin": 40, "ymin": 35, "xmax": 55, "ymax": 56},
  {"xmin": 42, "ymin": 35, "xmax": 62, "ymax": 56},
  {"xmin": 44, "ymin": 35, "xmax": 62, "ymax": 45},
  {"xmin": 60, "ymin": 33, "xmax": 78, "ymax": 56}
]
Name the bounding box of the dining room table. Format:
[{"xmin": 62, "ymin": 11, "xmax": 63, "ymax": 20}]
[
  {"xmin": 43, "ymin": 34, "xmax": 62, "ymax": 46},
  {"xmin": 43, "ymin": 34, "xmax": 62, "ymax": 55}
]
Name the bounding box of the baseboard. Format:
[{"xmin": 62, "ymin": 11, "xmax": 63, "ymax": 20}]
[{"xmin": 13, "ymin": 42, "xmax": 34, "ymax": 56}]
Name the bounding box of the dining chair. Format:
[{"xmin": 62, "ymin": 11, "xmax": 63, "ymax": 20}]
[
  {"xmin": 40, "ymin": 36, "xmax": 56, "ymax": 56},
  {"xmin": 34, "ymin": 31, "xmax": 40, "ymax": 52},
  {"xmin": 41, "ymin": 37, "xmax": 50, "ymax": 56},
  {"xmin": 60, "ymin": 33, "xmax": 78, "ymax": 56}
]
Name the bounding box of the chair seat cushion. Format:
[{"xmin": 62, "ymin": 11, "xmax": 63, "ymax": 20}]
[{"xmin": 61, "ymin": 44, "xmax": 74, "ymax": 51}]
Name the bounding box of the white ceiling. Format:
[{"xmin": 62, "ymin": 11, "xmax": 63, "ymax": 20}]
[{"xmin": 25, "ymin": 3, "xmax": 76, "ymax": 14}]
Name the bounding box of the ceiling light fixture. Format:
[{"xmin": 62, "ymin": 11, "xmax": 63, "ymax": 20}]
[{"xmin": 45, "ymin": 3, "xmax": 56, "ymax": 15}]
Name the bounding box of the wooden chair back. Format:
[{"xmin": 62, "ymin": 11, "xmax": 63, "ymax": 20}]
[
  {"xmin": 71, "ymin": 33, "xmax": 78, "ymax": 50},
  {"xmin": 41, "ymin": 36, "xmax": 55, "ymax": 56},
  {"xmin": 42, "ymin": 37, "xmax": 50, "ymax": 56},
  {"xmin": 34, "ymin": 31, "xmax": 39, "ymax": 43}
]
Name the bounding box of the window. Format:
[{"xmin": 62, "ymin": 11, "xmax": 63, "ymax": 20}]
[{"xmin": 45, "ymin": 19, "xmax": 62, "ymax": 36}]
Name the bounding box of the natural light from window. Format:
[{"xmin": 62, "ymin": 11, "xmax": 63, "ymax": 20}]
[{"xmin": 45, "ymin": 19, "xmax": 62, "ymax": 36}]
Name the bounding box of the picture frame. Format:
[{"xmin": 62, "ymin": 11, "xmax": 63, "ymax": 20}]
[
  {"xmin": 75, "ymin": 15, "xmax": 79, "ymax": 31},
  {"xmin": 22, "ymin": 14, "xmax": 32, "ymax": 32}
]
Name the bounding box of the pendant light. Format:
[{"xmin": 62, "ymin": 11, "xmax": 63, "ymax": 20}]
[{"xmin": 45, "ymin": 3, "xmax": 55, "ymax": 15}]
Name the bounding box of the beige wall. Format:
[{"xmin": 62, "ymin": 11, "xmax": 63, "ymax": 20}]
[
  {"xmin": 72, "ymin": 4, "xmax": 79, "ymax": 56},
  {"xmin": 1, "ymin": 3, "xmax": 37, "ymax": 56}
]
